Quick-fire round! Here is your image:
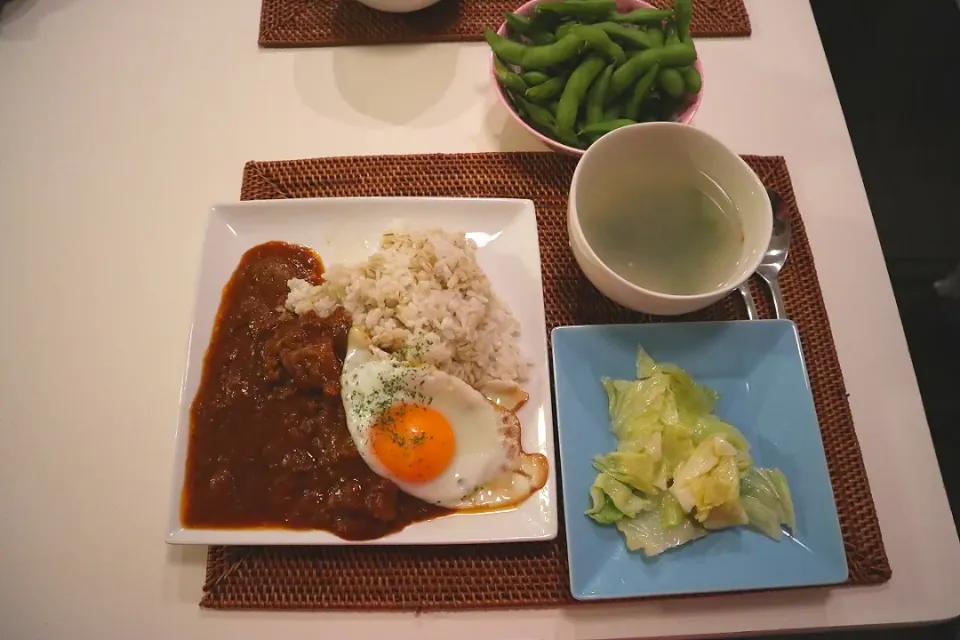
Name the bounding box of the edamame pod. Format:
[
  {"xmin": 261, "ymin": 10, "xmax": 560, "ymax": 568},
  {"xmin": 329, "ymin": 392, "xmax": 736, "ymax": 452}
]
[
  {"xmin": 608, "ymin": 8, "xmax": 673, "ymax": 25},
  {"xmin": 657, "ymin": 67, "xmax": 685, "ymax": 99},
  {"xmin": 679, "ymin": 65, "xmax": 702, "ymax": 94},
  {"xmin": 529, "ymin": 30, "xmax": 557, "ymax": 45},
  {"xmin": 579, "ymin": 118, "xmax": 637, "ymax": 136},
  {"xmin": 485, "ymin": 28, "xmax": 580, "ymax": 70},
  {"xmin": 608, "ymin": 43, "xmax": 697, "ymax": 96},
  {"xmin": 664, "ymin": 20, "xmax": 680, "ymax": 45},
  {"xmin": 585, "ymin": 64, "xmax": 614, "ymax": 125},
  {"xmin": 526, "ymin": 74, "xmax": 568, "ymax": 101},
  {"xmin": 517, "ymin": 92, "xmax": 580, "ymax": 148},
  {"xmin": 527, "ymin": 10, "xmax": 561, "ymax": 39},
  {"xmin": 646, "ymin": 26, "xmax": 665, "ymax": 47},
  {"xmin": 556, "ymin": 22, "xmax": 576, "ymax": 41},
  {"xmin": 674, "ymin": 0, "xmax": 693, "ymax": 42},
  {"xmin": 556, "ymin": 54, "xmax": 606, "ymax": 135},
  {"xmin": 521, "ymin": 71, "xmax": 551, "ymax": 86},
  {"xmin": 623, "ymin": 62, "xmax": 659, "ymax": 120},
  {"xmin": 504, "ymin": 12, "xmax": 531, "ymax": 35},
  {"xmin": 516, "ymin": 96, "xmax": 557, "ymax": 135},
  {"xmin": 592, "ymin": 22, "xmax": 655, "ymax": 50},
  {"xmin": 484, "ymin": 28, "xmax": 527, "ymax": 66},
  {"xmin": 520, "ymin": 33, "xmax": 586, "ymax": 70},
  {"xmin": 602, "ymin": 103, "xmax": 623, "ymax": 121},
  {"xmin": 535, "ymin": 0, "xmax": 616, "ymax": 19},
  {"xmin": 494, "ymin": 56, "xmax": 528, "ymax": 94},
  {"xmin": 570, "ymin": 25, "xmax": 626, "ymax": 65},
  {"xmin": 554, "ymin": 127, "xmax": 582, "ymax": 148}
]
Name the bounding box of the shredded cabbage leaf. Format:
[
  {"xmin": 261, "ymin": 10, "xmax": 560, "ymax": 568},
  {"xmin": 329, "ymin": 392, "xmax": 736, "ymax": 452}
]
[
  {"xmin": 586, "ymin": 347, "xmax": 796, "ymax": 556},
  {"xmin": 740, "ymin": 467, "xmax": 796, "ymax": 539},
  {"xmin": 586, "ymin": 473, "xmax": 652, "ymax": 523},
  {"xmin": 616, "ymin": 495, "xmax": 707, "ymax": 556}
]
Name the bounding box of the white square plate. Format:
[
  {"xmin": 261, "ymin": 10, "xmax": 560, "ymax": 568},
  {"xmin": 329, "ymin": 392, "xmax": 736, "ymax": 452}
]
[{"xmin": 167, "ymin": 197, "xmax": 557, "ymax": 545}]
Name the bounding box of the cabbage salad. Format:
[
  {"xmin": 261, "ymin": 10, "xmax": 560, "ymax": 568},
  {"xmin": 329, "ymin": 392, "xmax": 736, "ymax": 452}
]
[{"xmin": 587, "ymin": 348, "xmax": 796, "ymax": 556}]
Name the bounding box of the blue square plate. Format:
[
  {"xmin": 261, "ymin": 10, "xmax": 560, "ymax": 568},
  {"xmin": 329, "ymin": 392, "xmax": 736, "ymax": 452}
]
[{"xmin": 552, "ymin": 320, "xmax": 847, "ymax": 600}]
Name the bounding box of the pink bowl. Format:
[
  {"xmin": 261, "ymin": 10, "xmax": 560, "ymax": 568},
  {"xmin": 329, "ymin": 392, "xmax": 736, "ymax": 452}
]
[{"xmin": 492, "ymin": 0, "xmax": 704, "ymax": 157}]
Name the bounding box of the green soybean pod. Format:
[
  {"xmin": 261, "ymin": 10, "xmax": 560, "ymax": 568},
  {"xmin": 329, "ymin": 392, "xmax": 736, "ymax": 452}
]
[
  {"xmin": 635, "ymin": 92, "xmax": 661, "ymax": 122},
  {"xmin": 535, "ymin": 0, "xmax": 617, "ymax": 19},
  {"xmin": 592, "ymin": 22, "xmax": 654, "ymax": 50},
  {"xmin": 609, "ymin": 47, "xmax": 657, "ymax": 97},
  {"xmin": 608, "ymin": 42, "xmax": 696, "ymax": 96},
  {"xmin": 657, "ymin": 43, "xmax": 697, "ymax": 67},
  {"xmin": 602, "ymin": 103, "xmax": 623, "ymax": 121},
  {"xmin": 484, "ymin": 28, "xmax": 528, "ymax": 66},
  {"xmin": 504, "ymin": 12, "xmax": 532, "ymax": 35},
  {"xmin": 657, "ymin": 67, "xmax": 685, "ymax": 99},
  {"xmin": 526, "ymin": 74, "xmax": 568, "ymax": 101},
  {"xmin": 554, "ymin": 126, "xmax": 582, "ymax": 149},
  {"xmin": 623, "ymin": 63, "xmax": 659, "ymax": 120},
  {"xmin": 585, "ymin": 64, "xmax": 614, "ymax": 125},
  {"xmin": 679, "ymin": 65, "xmax": 702, "ymax": 94},
  {"xmin": 579, "ymin": 118, "xmax": 637, "ymax": 137},
  {"xmin": 608, "ymin": 8, "xmax": 673, "ymax": 25},
  {"xmin": 555, "ymin": 22, "xmax": 577, "ymax": 41},
  {"xmin": 576, "ymin": 115, "xmax": 589, "ymax": 136},
  {"xmin": 494, "ymin": 56, "xmax": 529, "ymax": 94},
  {"xmin": 674, "ymin": 0, "xmax": 692, "ymax": 42},
  {"xmin": 516, "ymin": 96, "xmax": 557, "ymax": 134},
  {"xmin": 521, "ymin": 71, "xmax": 551, "ymax": 86},
  {"xmin": 556, "ymin": 54, "xmax": 606, "ymax": 135},
  {"xmin": 646, "ymin": 26, "xmax": 665, "ymax": 47},
  {"xmin": 529, "ymin": 30, "xmax": 557, "ymax": 45},
  {"xmin": 518, "ymin": 33, "xmax": 585, "ymax": 70},
  {"xmin": 570, "ymin": 24, "xmax": 626, "ymax": 65},
  {"xmin": 527, "ymin": 10, "xmax": 561, "ymax": 39},
  {"xmin": 664, "ymin": 20, "xmax": 680, "ymax": 45}
]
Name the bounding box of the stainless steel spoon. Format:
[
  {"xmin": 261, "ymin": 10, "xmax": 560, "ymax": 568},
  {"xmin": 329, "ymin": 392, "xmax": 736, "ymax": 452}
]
[
  {"xmin": 756, "ymin": 188, "xmax": 792, "ymax": 319},
  {"xmin": 738, "ymin": 283, "xmax": 759, "ymax": 320}
]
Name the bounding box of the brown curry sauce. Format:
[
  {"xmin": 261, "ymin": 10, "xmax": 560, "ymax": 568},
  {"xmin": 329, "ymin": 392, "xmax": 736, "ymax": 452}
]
[{"xmin": 181, "ymin": 241, "xmax": 449, "ymax": 540}]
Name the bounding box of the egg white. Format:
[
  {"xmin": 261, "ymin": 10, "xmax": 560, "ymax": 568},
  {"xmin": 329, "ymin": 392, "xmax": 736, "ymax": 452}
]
[{"xmin": 341, "ymin": 328, "xmax": 517, "ymax": 508}]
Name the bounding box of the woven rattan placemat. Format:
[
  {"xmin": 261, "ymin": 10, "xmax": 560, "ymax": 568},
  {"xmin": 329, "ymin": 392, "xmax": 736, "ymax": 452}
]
[
  {"xmin": 199, "ymin": 152, "xmax": 890, "ymax": 610},
  {"xmin": 259, "ymin": 0, "xmax": 751, "ymax": 47}
]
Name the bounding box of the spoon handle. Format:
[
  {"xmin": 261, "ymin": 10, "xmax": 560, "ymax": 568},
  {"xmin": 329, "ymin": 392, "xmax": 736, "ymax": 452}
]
[
  {"xmin": 738, "ymin": 283, "xmax": 759, "ymax": 320},
  {"xmin": 759, "ymin": 272, "xmax": 787, "ymax": 319}
]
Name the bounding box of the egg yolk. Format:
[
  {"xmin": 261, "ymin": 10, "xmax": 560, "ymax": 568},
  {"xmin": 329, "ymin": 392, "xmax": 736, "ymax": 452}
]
[{"xmin": 371, "ymin": 404, "xmax": 455, "ymax": 483}]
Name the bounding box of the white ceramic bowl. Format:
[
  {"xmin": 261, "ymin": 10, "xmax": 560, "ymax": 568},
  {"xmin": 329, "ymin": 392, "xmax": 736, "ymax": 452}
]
[
  {"xmin": 353, "ymin": 0, "xmax": 442, "ymax": 12},
  {"xmin": 568, "ymin": 122, "xmax": 772, "ymax": 316}
]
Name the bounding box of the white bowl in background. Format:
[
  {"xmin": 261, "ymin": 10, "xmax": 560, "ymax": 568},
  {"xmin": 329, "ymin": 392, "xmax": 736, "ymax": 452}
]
[
  {"xmin": 568, "ymin": 122, "xmax": 772, "ymax": 316},
  {"xmin": 354, "ymin": 0, "xmax": 442, "ymax": 12}
]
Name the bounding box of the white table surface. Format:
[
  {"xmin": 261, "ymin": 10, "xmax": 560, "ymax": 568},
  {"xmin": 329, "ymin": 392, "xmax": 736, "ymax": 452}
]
[{"xmin": 1, "ymin": 0, "xmax": 958, "ymax": 638}]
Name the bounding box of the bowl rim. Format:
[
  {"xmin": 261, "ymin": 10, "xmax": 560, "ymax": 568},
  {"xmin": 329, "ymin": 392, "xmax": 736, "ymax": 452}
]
[
  {"xmin": 567, "ymin": 121, "xmax": 774, "ymax": 302},
  {"xmin": 491, "ymin": 0, "xmax": 705, "ymax": 157}
]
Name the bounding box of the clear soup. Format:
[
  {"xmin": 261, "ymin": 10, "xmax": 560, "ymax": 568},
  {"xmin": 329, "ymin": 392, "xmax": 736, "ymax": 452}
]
[{"xmin": 581, "ymin": 170, "xmax": 745, "ymax": 296}]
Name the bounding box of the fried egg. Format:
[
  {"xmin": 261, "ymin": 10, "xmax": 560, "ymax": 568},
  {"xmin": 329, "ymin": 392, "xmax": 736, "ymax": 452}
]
[{"xmin": 341, "ymin": 328, "xmax": 547, "ymax": 509}]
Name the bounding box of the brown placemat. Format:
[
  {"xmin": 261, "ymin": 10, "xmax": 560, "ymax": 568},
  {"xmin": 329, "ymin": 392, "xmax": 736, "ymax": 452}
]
[
  {"xmin": 200, "ymin": 152, "xmax": 890, "ymax": 610},
  {"xmin": 259, "ymin": 0, "xmax": 751, "ymax": 48}
]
